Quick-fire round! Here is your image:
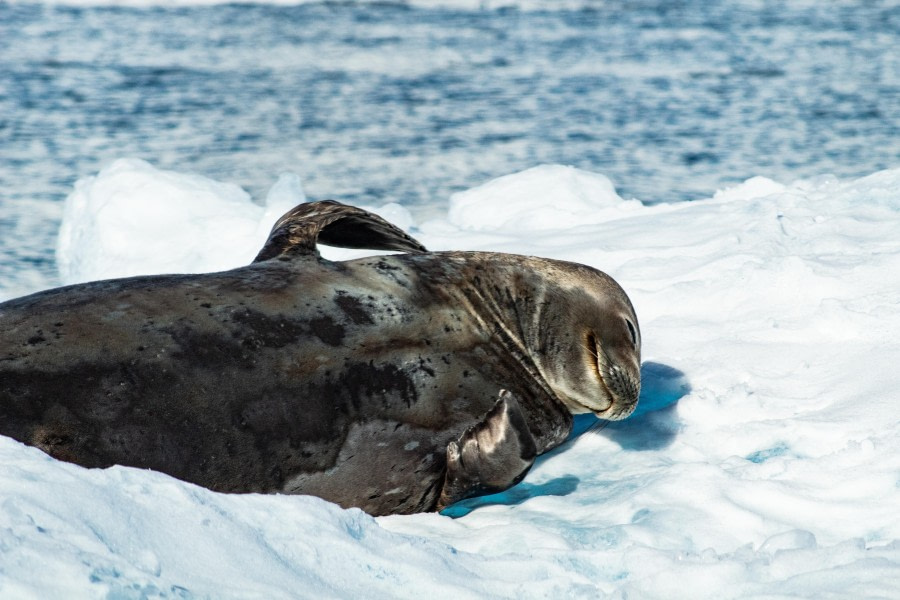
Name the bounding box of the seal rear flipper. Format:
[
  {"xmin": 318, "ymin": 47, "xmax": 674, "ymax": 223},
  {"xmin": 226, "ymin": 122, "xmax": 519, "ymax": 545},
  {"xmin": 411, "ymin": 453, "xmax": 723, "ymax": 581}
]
[
  {"xmin": 253, "ymin": 200, "xmax": 427, "ymax": 262},
  {"xmin": 436, "ymin": 390, "xmax": 538, "ymax": 511}
]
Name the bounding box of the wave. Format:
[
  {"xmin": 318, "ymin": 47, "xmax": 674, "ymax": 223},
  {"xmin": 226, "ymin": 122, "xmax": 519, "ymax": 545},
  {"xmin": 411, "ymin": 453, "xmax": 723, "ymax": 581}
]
[{"xmin": 6, "ymin": 0, "xmax": 610, "ymax": 10}]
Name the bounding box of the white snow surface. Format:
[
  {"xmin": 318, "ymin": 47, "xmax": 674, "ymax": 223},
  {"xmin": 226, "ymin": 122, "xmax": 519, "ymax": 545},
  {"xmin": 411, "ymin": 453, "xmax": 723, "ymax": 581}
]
[{"xmin": 3, "ymin": 159, "xmax": 900, "ymax": 597}]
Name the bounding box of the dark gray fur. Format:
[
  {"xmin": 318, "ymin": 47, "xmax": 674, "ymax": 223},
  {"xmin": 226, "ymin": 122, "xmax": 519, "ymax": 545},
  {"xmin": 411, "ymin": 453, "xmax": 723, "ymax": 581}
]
[{"xmin": 0, "ymin": 201, "xmax": 640, "ymax": 515}]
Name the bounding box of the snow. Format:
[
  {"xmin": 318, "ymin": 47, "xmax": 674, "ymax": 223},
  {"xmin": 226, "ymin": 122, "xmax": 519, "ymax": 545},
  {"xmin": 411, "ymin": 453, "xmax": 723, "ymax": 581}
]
[
  {"xmin": 445, "ymin": 165, "xmax": 641, "ymax": 232},
  {"xmin": 56, "ymin": 159, "xmax": 305, "ymax": 284},
  {"xmin": 3, "ymin": 159, "xmax": 900, "ymax": 597}
]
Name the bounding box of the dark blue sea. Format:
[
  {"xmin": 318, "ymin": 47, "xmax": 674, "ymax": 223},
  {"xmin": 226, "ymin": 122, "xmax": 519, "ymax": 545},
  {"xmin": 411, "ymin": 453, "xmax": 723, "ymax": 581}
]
[{"xmin": 1, "ymin": 0, "xmax": 899, "ymax": 295}]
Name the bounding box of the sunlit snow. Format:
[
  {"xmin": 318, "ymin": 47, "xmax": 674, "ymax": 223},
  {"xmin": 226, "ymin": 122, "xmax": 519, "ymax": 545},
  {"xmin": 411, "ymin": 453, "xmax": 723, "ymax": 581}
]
[{"xmin": 2, "ymin": 160, "xmax": 899, "ymax": 597}]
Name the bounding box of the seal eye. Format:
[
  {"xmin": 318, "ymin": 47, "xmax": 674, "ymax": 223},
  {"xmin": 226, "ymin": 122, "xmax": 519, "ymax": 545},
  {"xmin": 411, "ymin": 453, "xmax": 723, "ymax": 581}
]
[{"xmin": 625, "ymin": 319, "xmax": 637, "ymax": 347}]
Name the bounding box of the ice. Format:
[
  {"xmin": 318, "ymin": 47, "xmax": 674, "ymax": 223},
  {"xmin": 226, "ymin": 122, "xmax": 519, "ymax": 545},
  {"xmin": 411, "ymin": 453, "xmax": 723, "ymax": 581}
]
[
  {"xmin": 56, "ymin": 159, "xmax": 416, "ymax": 278},
  {"xmin": 2, "ymin": 160, "xmax": 900, "ymax": 596},
  {"xmin": 56, "ymin": 158, "xmax": 305, "ymax": 285},
  {"xmin": 445, "ymin": 164, "xmax": 640, "ymax": 232}
]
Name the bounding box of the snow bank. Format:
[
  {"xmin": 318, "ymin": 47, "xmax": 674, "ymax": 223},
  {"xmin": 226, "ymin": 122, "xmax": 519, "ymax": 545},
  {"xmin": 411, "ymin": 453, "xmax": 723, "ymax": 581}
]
[
  {"xmin": 56, "ymin": 159, "xmax": 414, "ymax": 283},
  {"xmin": 0, "ymin": 439, "xmax": 567, "ymax": 599},
  {"xmin": 445, "ymin": 164, "xmax": 640, "ymax": 232},
  {"xmin": 56, "ymin": 159, "xmax": 303, "ymax": 284},
  {"xmin": 2, "ymin": 160, "xmax": 899, "ymax": 597}
]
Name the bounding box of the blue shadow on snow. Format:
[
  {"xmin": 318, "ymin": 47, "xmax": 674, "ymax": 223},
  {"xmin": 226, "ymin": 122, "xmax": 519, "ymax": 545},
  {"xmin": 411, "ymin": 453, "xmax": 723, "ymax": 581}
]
[
  {"xmin": 441, "ymin": 361, "xmax": 690, "ymax": 518},
  {"xmin": 570, "ymin": 361, "xmax": 690, "ymax": 451}
]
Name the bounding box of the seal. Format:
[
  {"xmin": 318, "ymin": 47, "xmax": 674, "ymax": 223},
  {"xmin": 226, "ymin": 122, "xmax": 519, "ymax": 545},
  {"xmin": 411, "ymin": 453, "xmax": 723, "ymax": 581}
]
[{"xmin": 0, "ymin": 200, "xmax": 641, "ymax": 516}]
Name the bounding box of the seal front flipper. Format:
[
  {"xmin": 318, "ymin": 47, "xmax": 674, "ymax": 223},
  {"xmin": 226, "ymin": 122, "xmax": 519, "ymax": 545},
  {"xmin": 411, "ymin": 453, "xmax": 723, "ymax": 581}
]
[
  {"xmin": 436, "ymin": 390, "xmax": 538, "ymax": 511},
  {"xmin": 254, "ymin": 200, "xmax": 427, "ymax": 262}
]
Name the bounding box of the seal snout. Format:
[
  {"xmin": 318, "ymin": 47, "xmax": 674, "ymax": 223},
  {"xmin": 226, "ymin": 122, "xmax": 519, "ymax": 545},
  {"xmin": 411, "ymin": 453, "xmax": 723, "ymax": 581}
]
[
  {"xmin": 589, "ymin": 334, "xmax": 640, "ymax": 420},
  {"xmin": 601, "ymin": 363, "xmax": 640, "ymax": 420}
]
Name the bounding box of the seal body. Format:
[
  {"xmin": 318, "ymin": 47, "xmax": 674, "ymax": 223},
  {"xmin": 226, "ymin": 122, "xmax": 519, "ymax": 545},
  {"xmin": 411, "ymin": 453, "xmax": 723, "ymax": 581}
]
[{"xmin": 0, "ymin": 202, "xmax": 641, "ymax": 515}]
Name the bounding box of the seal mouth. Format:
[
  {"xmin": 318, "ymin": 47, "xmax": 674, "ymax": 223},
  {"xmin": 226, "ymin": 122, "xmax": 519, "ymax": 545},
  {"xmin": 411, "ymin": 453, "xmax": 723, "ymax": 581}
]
[
  {"xmin": 586, "ymin": 332, "xmax": 638, "ymax": 421},
  {"xmin": 585, "ymin": 332, "xmax": 615, "ymax": 415}
]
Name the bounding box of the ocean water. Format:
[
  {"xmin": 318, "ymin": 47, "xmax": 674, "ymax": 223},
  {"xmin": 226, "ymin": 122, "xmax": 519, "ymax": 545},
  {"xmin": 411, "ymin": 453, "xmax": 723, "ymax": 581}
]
[{"xmin": 1, "ymin": 0, "xmax": 899, "ymax": 296}]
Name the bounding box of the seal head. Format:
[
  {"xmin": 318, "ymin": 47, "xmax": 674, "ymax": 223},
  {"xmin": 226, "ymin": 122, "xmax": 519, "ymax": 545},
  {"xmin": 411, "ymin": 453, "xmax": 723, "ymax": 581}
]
[
  {"xmin": 458, "ymin": 254, "xmax": 641, "ymax": 423},
  {"xmin": 528, "ymin": 260, "xmax": 641, "ymax": 421}
]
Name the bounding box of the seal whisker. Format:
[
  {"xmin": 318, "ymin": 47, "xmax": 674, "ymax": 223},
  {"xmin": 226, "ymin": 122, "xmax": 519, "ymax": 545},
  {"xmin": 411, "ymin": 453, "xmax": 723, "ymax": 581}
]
[{"xmin": 586, "ymin": 419, "xmax": 611, "ymax": 435}]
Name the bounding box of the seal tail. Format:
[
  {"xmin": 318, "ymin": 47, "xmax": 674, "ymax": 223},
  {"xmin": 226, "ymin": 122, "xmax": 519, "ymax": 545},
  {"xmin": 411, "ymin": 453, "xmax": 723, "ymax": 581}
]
[{"xmin": 253, "ymin": 200, "xmax": 427, "ymax": 262}]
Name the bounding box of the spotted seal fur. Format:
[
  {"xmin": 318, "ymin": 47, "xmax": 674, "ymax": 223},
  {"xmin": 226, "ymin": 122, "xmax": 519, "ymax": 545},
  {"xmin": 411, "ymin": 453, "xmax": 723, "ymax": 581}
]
[{"xmin": 0, "ymin": 200, "xmax": 641, "ymax": 515}]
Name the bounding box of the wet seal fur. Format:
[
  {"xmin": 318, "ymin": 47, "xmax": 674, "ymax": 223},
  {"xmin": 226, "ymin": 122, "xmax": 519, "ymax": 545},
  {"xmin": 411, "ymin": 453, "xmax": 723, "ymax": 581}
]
[{"xmin": 0, "ymin": 201, "xmax": 641, "ymax": 516}]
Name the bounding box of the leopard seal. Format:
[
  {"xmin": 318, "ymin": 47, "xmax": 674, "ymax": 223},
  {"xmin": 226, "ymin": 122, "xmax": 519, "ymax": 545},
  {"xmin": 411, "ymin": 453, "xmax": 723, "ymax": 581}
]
[{"xmin": 0, "ymin": 200, "xmax": 641, "ymax": 516}]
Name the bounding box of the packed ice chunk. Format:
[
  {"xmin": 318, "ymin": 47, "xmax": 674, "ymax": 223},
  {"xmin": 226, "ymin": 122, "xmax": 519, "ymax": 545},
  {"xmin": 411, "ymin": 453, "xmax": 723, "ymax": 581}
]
[{"xmin": 446, "ymin": 164, "xmax": 641, "ymax": 232}]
